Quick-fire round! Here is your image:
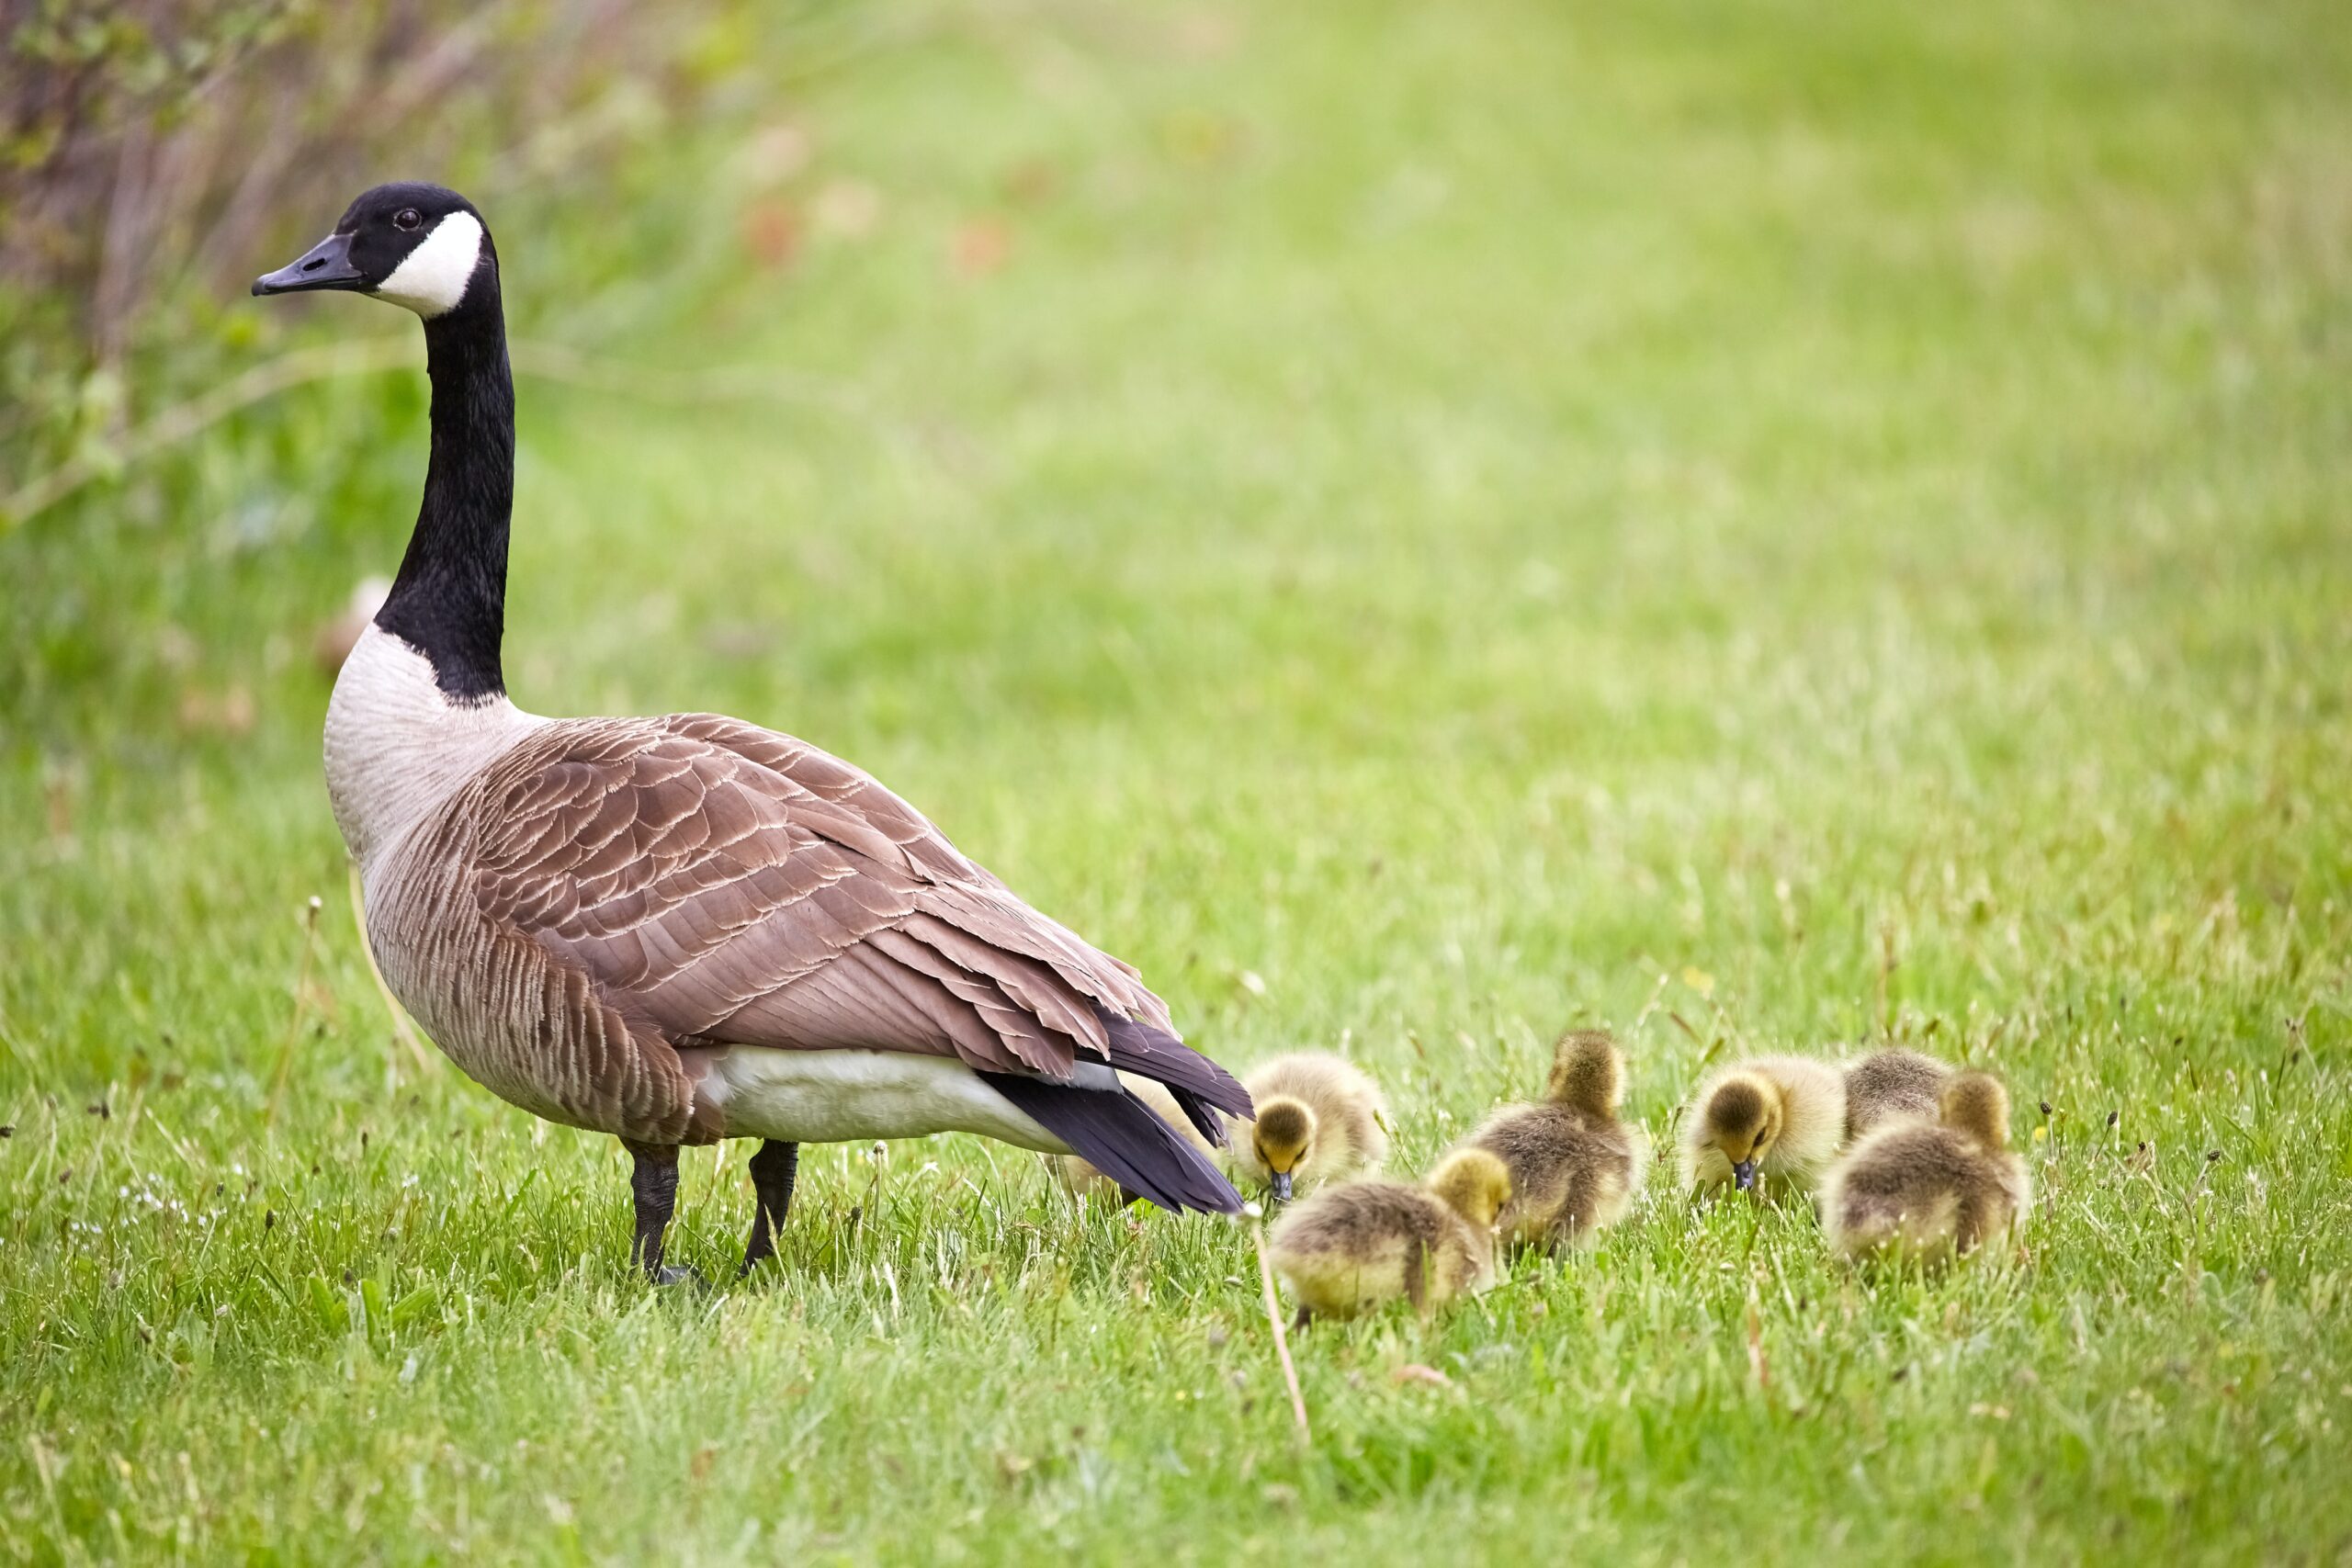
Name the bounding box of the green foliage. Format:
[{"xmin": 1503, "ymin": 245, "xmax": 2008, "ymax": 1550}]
[
  {"xmin": 0, "ymin": 0, "xmax": 760, "ymax": 516},
  {"xmin": 3, "ymin": 0, "xmax": 2350, "ymax": 1561}
]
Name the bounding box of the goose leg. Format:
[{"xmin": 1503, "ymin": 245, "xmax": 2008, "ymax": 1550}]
[
  {"xmin": 623, "ymin": 1139, "xmax": 696, "ymax": 1285},
  {"xmin": 739, "ymin": 1139, "xmax": 800, "ymax": 1276}
]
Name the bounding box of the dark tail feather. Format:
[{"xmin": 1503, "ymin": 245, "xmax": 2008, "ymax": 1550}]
[
  {"xmin": 1164, "ymin": 1086, "xmax": 1229, "ymax": 1150},
  {"xmin": 1092, "ymin": 1005, "xmax": 1253, "ymax": 1147},
  {"xmin": 982, "ymin": 1073, "xmax": 1243, "ymax": 1214}
]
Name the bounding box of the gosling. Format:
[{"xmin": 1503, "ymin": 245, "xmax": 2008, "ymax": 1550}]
[
  {"xmin": 1268, "ymin": 1149, "xmax": 1510, "ymax": 1325},
  {"xmin": 1821, "ymin": 1072, "xmax": 2030, "ymax": 1263},
  {"xmin": 1843, "ymin": 1047, "xmax": 1952, "ymax": 1141},
  {"xmin": 1465, "ymin": 1030, "xmax": 1646, "ymax": 1250},
  {"xmin": 1680, "ymin": 1055, "xmax": 1844, "ymax": 1195},
  {"xmin": 1057, "ymin": 1075, "xmax": 1219, "ymax": 1205},
  {"xmin": 1233, "ymin": 1053, "xmax": 1389, "ymax": 1201}
]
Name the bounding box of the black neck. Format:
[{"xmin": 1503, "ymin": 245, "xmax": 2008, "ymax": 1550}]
[{"xmin": 375, "ymin": 275, "xmax": 513, "ymax": 702}]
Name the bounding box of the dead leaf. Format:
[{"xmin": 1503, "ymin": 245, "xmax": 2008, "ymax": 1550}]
[
  {"xmin": 951, "ymin": 218, "xmax": 1011, "ymax": 277},
  {"xmin": 741, "ymin": 201, "xmax": 802, "ymax": 271},
  {"xmin": 1001, "ymin": 159, "xmax": 1061, "ymax": 207},
  {"xmin": 1390, "ymin": 1363, "xmax": 1454, "ymax": 1391}
]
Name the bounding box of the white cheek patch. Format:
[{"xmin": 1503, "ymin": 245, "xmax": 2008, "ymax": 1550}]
[{"xmin": 373, "ymin": 211, "xmax": 485, "ymax": 318}]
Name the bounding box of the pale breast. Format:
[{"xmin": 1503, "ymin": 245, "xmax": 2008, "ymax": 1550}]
[{"xmin": 324, "ymin": 625, "xmax": 545, "ymax": 874}]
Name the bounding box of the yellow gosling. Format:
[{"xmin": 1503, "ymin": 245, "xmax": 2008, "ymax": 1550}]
[
  {"xmin": 1268, "ymin": 1149, "xmax": 1510, "ymax": 1325},
  {"xmin": 1679, "ymin": 1055, "xmax": 1844, "ymax": 1196},
  {"xmin": 1466, "ymin": 1030, "xmax": 1647, "ymax": 1250},
  {"xmin": 1821, "ymin": 1071, "xmax": 2030, "ymax": 1264},
  {"xmin": 1233, "ymin": 1053, "xmax": 1390, "ymax": 1201}
]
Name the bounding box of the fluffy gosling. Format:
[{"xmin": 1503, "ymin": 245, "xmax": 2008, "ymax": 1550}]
[
  {"xmin": 1821, "ymin": 1071, "xmax": 2030, "ymax": 1263},
  {"xmin": 1842, "ymin": 1047, "xmax": 1953, "ymax": 1141},
  {"xmin": 1233, "ymin": 1053, "xmax": 1390, "ymax": 1201},
  {"xmin": 1466, "ymin": 1030, "xmax": 1647, "ymax": 1250},
  {"xmin": 1268, "ymin": 1148, "xmax": 1511, "ymax": 1325},
  {"xmin": 1680, "ymin": 1054, "xmax": 1845, "ymax": 1195},
  {"xmin": 1056, "ymin": 1075, "xmax": 1218, "ymax": 1205}
]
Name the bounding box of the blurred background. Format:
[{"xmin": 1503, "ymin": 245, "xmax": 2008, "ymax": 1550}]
[
  {"xmin": 3, "ymin": 0, "xmax": 2346, "ymax": 1115},
  {"xmin": 4, "ymin": 2, "xmax": 2350, "ymax": 1557}
]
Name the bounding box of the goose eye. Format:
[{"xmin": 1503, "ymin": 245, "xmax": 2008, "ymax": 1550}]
[{"xmin": 394, "ymin": 208, "xmax": 424, "ymax": 231}]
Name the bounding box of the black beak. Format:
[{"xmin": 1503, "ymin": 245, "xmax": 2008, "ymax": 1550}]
[
  {"xmin": 253, "ymin": 231, "xmax": 366, "ymax": 297},
  {"xmin": 1732, "ymin": 1160, "xmax": 1757, "ymax": 1191},
  {"xmin": 1269, "ymin": 1169, "xmax": 1295, "ymax": 1202}
]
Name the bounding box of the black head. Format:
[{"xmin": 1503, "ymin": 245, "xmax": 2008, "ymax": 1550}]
[{"xmin": 253, "ymin": 183, "xmax": 495, "ymax": 318}]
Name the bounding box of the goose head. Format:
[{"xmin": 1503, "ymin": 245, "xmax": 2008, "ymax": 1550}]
[{"xmin": 253, "ymin": 182, "xmax": 494, "ymax": 320}]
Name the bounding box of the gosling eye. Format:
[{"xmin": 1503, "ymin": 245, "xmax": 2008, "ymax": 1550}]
[{"xmin": 393, "ymin": 207, "xmax": 424, "ymax": 231}]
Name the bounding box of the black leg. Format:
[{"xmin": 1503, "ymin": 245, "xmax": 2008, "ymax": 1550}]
[
  {"xmin": 623, "ymin": 1139, "xmax": 695, "ymax": 1285},
  {"xmin": 740, "ymin": 1139, "xmax": 800, "ymax": 1276}
]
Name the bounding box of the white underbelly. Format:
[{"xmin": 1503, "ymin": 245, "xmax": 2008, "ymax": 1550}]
[{"xmin": 700, "ymin": 1048, "xmax": 1076, "ymax": 1152}]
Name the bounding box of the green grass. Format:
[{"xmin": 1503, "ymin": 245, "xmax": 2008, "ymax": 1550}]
[{"xmin": 5, "ymin": 0, "xmax": 2351, "ymax": 1560}]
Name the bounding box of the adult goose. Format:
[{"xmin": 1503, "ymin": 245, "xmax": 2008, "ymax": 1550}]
[{"xmin": 254, "ymin": 183, "xmax": 1250, "ymax": 1280}]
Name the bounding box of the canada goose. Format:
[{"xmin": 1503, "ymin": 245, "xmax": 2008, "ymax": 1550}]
[
  {"xmin": 1842, "ymin": 1047, "xmax": 1952, "ymax": 1141},
  {"xmin": 1466, "ymin": 1029, "xmax": 1646, "ymax": 1249},
  {"xmin": 1267, "ymin": 1148, "xmax": 1510, "ymax": 1325},
  {"xmin": 1231, "ymin": 1053, "xmax": 1389, "ymax": 1201},
  {"xmin": 254, "ymin": 184, "xmax": 1250, "ymax": 1281},
  {"xmin": 1679, "ymin": 1054, "xmax": 1843, "ymax": 1195},
  {"xmin": 1055, "ymin": 1074, "xmax": 1216, "ymax": 1204},
  {"xmin": 1821, "ymin": 1072, "xmax": 2030, "ymax": 1262}
]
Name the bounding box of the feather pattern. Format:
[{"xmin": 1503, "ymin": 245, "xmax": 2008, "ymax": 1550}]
[
  {"xmin": 982, "ymin": 1074, "xmax": 1241, "ymax": 1213},
  {"xmin": 357, "ymin": 698, "xmax": 1240, "ymax": 1182},
  {"xmin": 283, "ymin": 182, "xmax": 1250, "ymax": 1250}
]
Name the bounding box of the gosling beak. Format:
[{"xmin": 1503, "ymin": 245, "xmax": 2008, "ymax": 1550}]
[
  {"xmin": 1732, "ymin": 1159, "xmax": 1757, "ymax": 1191},
  {"xmin": 1270, "ymin": 1169, "xmax": 1295, "ymax": 1202},
  {"xmin": 253, "ymin": 231, "xmax": 365, "ymax": 297}
]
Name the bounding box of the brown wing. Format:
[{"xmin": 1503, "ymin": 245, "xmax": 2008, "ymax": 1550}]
[{"xmin": 470, "ymin": 713, "xmax": 1175, "ymax": 1081}]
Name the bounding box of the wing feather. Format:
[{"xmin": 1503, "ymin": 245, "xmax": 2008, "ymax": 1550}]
[{"xmin": 468, "ymin": 715, "xmax": 1212, "ymax": 1103}]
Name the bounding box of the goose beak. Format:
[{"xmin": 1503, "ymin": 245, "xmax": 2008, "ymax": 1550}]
[
  {"xmin": 1732, "ymin": 1159, "xmax": 1757, "ymax": 1191},
  {"xmin": 254, "ymin": 232, "xmax": 365, "ymax": 297},
  {"xmin": 1269, "ymin": 1169, "xmax": 1295, "ymax": 1202}
]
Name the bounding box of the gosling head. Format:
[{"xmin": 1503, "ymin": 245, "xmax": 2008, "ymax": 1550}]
[
  {"xmin": 1251, "ymin": 1097, "xmax": 1317, "ymax": 1201},
  {"xmin": 1940, "ymin": 1072, "xmax": 2011, "ymax": 1150},
  {"xmin": 254, "ymin": 182, "xmax": 495, "ymax": 321},
  {"xmin": 1545, "ymin": 1029, "xmax": 1624, "ymax": 1115},
  {"xmin": 1700, "ymin": 1071, "xmax": 1784, "ymax": 1191},
  {"xmin": 1426, "ymin": 1148, "xmax": 1512, "ymax": 1231}
]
